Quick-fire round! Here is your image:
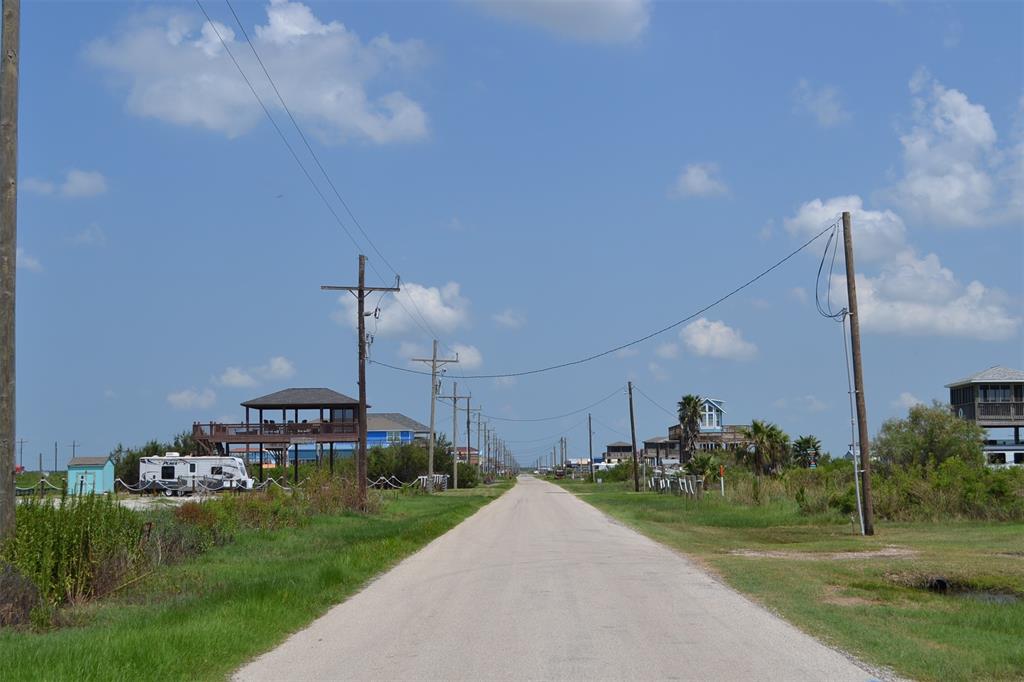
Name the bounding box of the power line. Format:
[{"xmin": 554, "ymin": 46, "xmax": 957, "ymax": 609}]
[
  {"xmin": 815, "ymin": 216, "xmax": 846, "ymax": 321},
  {"xmin": 373, "ymin": 222, "xmax": 836, "ymax": 380},
  {"xmin": 631, "ymin": 384, "xmax": 678, "ymax": 421},
  {"xmin": 200, "ymin": 1, "xmax": 446, "ymax": 347}
]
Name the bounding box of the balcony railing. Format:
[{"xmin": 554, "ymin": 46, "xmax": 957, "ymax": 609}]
[
  {"xmin": 954, "ymin": 401, "xmax": 1024, "ymax": 422},
  {"xmin": 193, "ymin": 421, "xmax": 358, "ymax": 441}
]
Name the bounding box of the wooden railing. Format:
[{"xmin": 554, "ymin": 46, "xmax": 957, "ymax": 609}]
[
  {"xmin": 193, "ymin": 421, "xmax": 358, "ymax": 439},
  {"xmin": 954, "ymin": 402, "xmax": 1024, "ymax": 422}
]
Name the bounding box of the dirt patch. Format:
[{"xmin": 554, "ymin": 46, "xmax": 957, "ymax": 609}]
[
  {"xmin": 821, "ymin": 584, "xmax": 882, "ymax": 607},
  {"xmin": 729, "ymin": 546, "xmax": 916, "ymax": 560}
]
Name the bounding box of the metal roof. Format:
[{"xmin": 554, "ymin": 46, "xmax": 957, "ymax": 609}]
[
  {"xmin": 606, "ymin": 441, "xmax": 632, "ymax": 448},
  {"xmin": 68, "ymin": 456, "xmax": 111, "ymax": 467},
  {"xmin": 945, "ymin": 366, "xmax": 1024, "ymax": 387},
  {"xmin": 242, "ymin": 388, "xmax": 359, "ymax": 409},
  {"xmin": 367, "ymin": 413, "xmax": 430, "ymax": 433}
]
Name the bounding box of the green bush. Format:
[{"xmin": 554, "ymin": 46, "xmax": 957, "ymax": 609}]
[{"xmin": 1, "ymin": 496, "xmax": 143, "ymax": 606}]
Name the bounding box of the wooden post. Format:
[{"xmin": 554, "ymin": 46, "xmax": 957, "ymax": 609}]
[
  {"xmin": 0, "ymin": 0, "xmax": 19, "ymax": 541},
  {"xmin": 842, "ymin": 211, "xmax": 875, "ymax": 536},
  {"xmin": 627, "ymin": 381, "xmax": 640, "ymax": 493}
]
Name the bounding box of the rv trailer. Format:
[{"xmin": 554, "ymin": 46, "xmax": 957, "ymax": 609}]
[{"xmin": 138, "ymin": 452, "xmax": 254, "ymax": 495}]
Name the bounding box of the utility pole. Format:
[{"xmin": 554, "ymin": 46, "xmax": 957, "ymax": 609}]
[
  {"xmin": 588, "ymin": 413, "xmax": 595, "ymax": 482},
  {"xmin": 450, "ymin": 383, "xmax": 469, "ymax": 490},
  {"xmin": 476, "ymin": 410, "xmax": 481, "ymax": 472},
  {"xmin": 70, "ymin": 440, "xmax": 80, "ymax": 461},
  {"xmin": 321, "ymin": 254, "xmax": 400, "ymax": 507},
  {"xmin": 842, "ymin": 211, "xmax": 875, "ymax": 536},
  {"xmin": 52, "ymin": 441, "xmax": 56, "ymax": 472},
  {"xmin": 411, "ymin": 340, "xmax": 458, "ymax": 490},
  {"xmin": 15, "ymin": 436, "xmax": 24, "ymax": 469},
  {"xmin": 627, "ymin": 381, "xmax": 640, "ymax": 493},
  {"xmin": 0, "ymin": 0, "xmax": 20, "ymax": 541}
]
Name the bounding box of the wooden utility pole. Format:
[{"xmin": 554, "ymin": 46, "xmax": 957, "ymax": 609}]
[
  {"xmin": 0, "ymin": 0, "xmax": 19, "ymax": 541},
  {"xmin": 321, "ymin": 255, "xmax": 399, "ymax": 507},
  {"xmin": 842, "ymin": 211, "xmax": 875, "ymax": 536},
  {"xmin": 627, "ymin": 381, "xmax": 640, "ymax": 493},
  {"xmin": 449, "ymin": 383, "xmax": 469, "ymax": 490},
  {"xmin": 411, "ymin": 340, "xmax": 458, "ymax": 490},
  {"xmin": 588, "ymin": 413, "xmax": 595, "ymax": 482}
]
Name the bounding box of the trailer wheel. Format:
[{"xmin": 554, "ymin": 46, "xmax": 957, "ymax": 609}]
[{"xmin": 163, "ymin": 489, "xmax": 174, "ymax": 497}]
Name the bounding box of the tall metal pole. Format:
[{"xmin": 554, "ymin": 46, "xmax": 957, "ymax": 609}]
[
  {"xmin": 627, "ymin": 381, "xmax": 640, "ymax": 493},
  {"xmin": 0, "ymin": 0, "xmax": 20, "ymax": 541},
  {"xmin": 842, "ymin": 211, "xmax": 875, "ymax": 536},
  {"xmin": 412, "ymin": 340, "xmax": 457, "ymax": 491}
]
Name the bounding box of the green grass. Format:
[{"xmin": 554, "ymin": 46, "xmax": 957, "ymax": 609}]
[
  {"xmin": 14, "ymin": 472, "xmax": 66, "ymax": 492},
  {"xmin": 0, "ymin": 481, "xmax": 512, "ymax": 681},
  {"xmin": 558, "ymin": 479, "xmax": 1024, "ymax": 682}
]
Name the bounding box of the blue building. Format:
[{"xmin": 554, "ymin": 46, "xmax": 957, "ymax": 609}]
[{"xmin": 67, "ymin": 456, "xmax": 115, "ymax": 495}]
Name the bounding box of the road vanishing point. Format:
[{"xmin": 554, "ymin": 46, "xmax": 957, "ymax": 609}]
[{"xmin": 236, "ymin": 476, "xmax": 878, "ymax": 681}]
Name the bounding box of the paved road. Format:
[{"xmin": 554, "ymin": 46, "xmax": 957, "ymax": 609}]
[{"xmin": 236, "ymin": 476, "xmax": 877, "ymax": 681}]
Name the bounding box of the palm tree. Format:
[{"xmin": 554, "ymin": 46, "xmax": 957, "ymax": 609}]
[
  {"xmin": 738, "ymin": 419, "xmax": 791, "ymax": 476},
  {"xmin": 684, "ymin": 452, "xmax": 717, "ymax": 480},
  {"xmin": 677, "ymin": 394, "xmax": 703, "ymax": 467},
  {"xmin": 792, "ymin": 434, "xmax": 822, "ymax": 468}
]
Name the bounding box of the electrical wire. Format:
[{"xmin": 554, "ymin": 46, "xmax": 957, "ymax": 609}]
[
  {"xmin": 205, "ymin": 0, "xmax": 448, "ymax": 348},
  {"xmin": 815, "ymin": 216, "xmax": 847, "ymax": 321},
  {"xmin": 631, "ymin": 384, "xmax": 678, "ymax": 421},
  {"xmin": 373, "ymin": 222, "xmax": 837, "ymax": 380}
]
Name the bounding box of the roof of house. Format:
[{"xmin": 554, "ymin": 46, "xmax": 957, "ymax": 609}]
[
  {"xmin": 367, "ymin": 412, "xmax": 430, "ymax": 433},
  {"xmin": 606, "ymin": 441, "xmax": 632, "ymax": 448},
  {"xmin": 643, "ymin": 436, "xmax": 676, "ymax": 444},
  {"xmin": 946, "ymin": 366, "xmax": 1024, "ymax": 387},
  {"xmin": 68, "ymin": 456, "xmax": 111, "ymax": 468},
  {"xmin": 242, "ymin": 388, "xmax": 359, "ymax": 409}
]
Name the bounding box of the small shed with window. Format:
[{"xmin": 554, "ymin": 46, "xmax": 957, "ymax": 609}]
[{"xmin": 66, "ymin": 455, "xmax": 115, "ymax": 495}]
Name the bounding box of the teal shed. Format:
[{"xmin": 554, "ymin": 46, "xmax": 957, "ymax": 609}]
[{"xmin": 66, "ymin": 456, "xmax": 115, "ymax": 495}]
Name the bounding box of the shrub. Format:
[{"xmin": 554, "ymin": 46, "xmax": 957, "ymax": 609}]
[
  {"xmin": 0, "ymin": 563, "xmax": 39, "ymax": 628},
  {"xmin": 1, "ymin": 495, "xmax": 143, "ymax": 606}
]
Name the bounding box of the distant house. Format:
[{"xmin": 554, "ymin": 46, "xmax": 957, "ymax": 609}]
[
  {"xmin": 603, "ymin": 441, "xmax": 633, "ymax": 464},
  {"xmin": 365, "ymin": 413, "xmax": 431, "ymax": 449},
  {"xmin": 643, "ymin": 436, "xmax": 679, "ymax": 465},
  {"xmin": 455, "ymin": 446, "xmax": 480, "ymax": 466},
  {"xmin": 67, "ymin": 456, "xmax": 115, "ymax": 495},
  {"xmin": 947, "ymin": 365, "xmax": 1024, "ymax": 468},
  {"xmin": 667, "ymin": 398, "xmax": 748, "ymax": 458}
]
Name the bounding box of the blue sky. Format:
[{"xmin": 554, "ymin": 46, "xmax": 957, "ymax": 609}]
[{"xmin": 14, "ymin": 0, "xmax": 1024, "ymax": 468}]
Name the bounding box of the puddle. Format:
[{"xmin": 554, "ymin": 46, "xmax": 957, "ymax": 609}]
[{"xmin": 921, "ymin": 577, "xmax": 1020, "ymax": 604}]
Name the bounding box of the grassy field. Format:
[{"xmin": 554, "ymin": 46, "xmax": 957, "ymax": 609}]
[
  {"xmin": 557, "ymin": 479, "xmax": 1024, "ymax": 682},
  {"xmin": 0, "ymin": 481, "xmax": 512, "ymax": 681},
  {"xmin": 14, "ymin": 471, "xmax": 66, "ymax": 492}
]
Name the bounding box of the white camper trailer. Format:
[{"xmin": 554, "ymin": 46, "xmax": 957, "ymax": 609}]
[{"xmin": 138, "ymin": 452, "xmax": 254, "ymax": 495}]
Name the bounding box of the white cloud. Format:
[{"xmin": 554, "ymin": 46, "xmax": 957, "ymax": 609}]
[
  {"xmin": 655, "ymin": 342, "xmax": 678, "ymax": 359},
  {"xmin": 215, "ymin": 355, "xmax": 295, "ymax": 388},
  {"xmin": 679, "ymin": 318, "xmax": 757, "ymax": 360},
  {"xmin": 217, "ymin": 367, "xmax": 258, "ymax": 388},
  {"xmin": 844, "ymin": 267, "xmax": 1019, "ymax": 341},
  {"xmin": 493, "ymin": 376, "xmax": 517, "ymax": 389},
  {"xmin": 451, "ymin": 343, "xmax": 483, "ymax": 370},
  {"xmin": 648, "ymin": 362, "xmax": 669, "ymax": 382},
  {"xmin": 672, "ymin": 163, "xmax": 727, "ymax": 198},
  {"xmin": 15, "ymin": 248, "xmax": 41, "ymax": 272},
  {"xmin": 793, "ymin": 79, "xmax": 850, "ymax": 128},
  {"xmin": 892, "ymin": 392, "xmax": 923, "ymax": 410},
  {"xmin": 338, "ymin": 281, "xmax": 468, "ymax": 337},
  {"xmin": 800, "ymin": 395, "xmax": 828, "ymax": 413},
  {"xmin": 492, "ymin": 308, "xmax": 526, "ymax": 329},
  {"xmin": 88, "ymin": 1, "xmax": 428, "ymax": 144},
  {"xmin": 71, "ymin": 225, "xmax": 107, "ymax": 246},
  {"xmin": 785, "ymin": 195, "xmax": 907, "ymax": 263},
  {"xmin": 22, "ymin": 178, "xmax": 55, "ymax": 195},
  {"xmin": 22, "ymin": 169, "xmax": 107, "ymax": 198},
  {"xmin": 789, "ymin": 194, "xmax": 1020, "ymax": 341},
  {"xmin": 475, "ymin": 0, "xmax": 650, "ymax": 44},
  {"xmin": 61, "ymin": 170, "xmax": 108, "ymax": 197},
  {"xmin": 167, "ymin": 387, "xmax": 216, "ymax": 409},
  {"xmin": 892, "ymin": 70, "xmax": 999, "ymax": 226}
]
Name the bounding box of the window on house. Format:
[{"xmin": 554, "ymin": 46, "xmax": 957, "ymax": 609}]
[
  {"xmin": 988, "ymin": 453, "xmax": 1006, "ymax": 465},
  {"xmin": 387, "ymin": 431, "xmax": 401, "ymax": 443},
  {"xmin": 1015, "ymin": 453, "xmax": 1024, "ymax": 464}
]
